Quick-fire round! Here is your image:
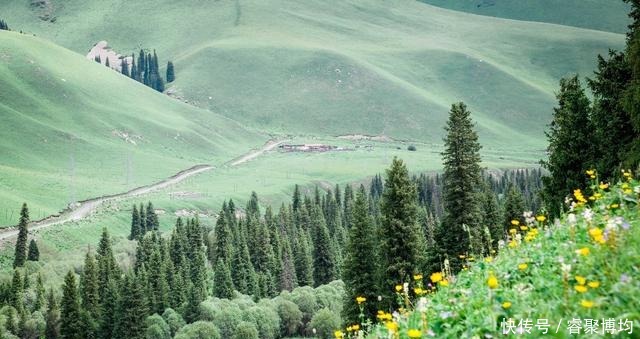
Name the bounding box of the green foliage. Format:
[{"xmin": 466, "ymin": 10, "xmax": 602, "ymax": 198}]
[
  {"xmin": 503, "ymin": 183, "xmax": 526, "ymax": 233},
  {"xmin": 0, "ymin": 19, "xmax": 9, "ymax": 30},
  {"xmin": 80, "ymin": 251, "xmax": 99, "ymax": 317},
  {"xmin": 166, "ymin": 61, "xmax": 175, "ymax": 83},
  {"xmin": 308, "ymin": 307, "xmax": 341, "ymax": 339},
  {"xmin": 145, "ymin": 314, "xmax": 171, "ymax": 339},
  {"xmin": 213, "ymin": 258, "xmax": 235, "ymax": 299},
  {"xmin": 233, "ymin": 321, "xmax": 259, "ymax": 339},
  {"xmin": 174, "ymin": 321, "xmax": 221, "ymax": 339},
  {"xmin": 379, "ymin": 158, "xmax": 423, "ymax": 301},
  {"xmin": 311, "ymin": 205, "xmax": 337, "ymax": 287},
  {"xmin": 541, "ymin": 76, "xmax": 594, "ymax": 217},
  {"xmin": 275, "ymin": 298, "xmax": 302, "ymax": 337},
  {"xmin": 60, "ymin": 271, "xmax": 82, "ymax": 339},
  {"xmin": 13, "ymin": 203, "xmax": 29, "ymax": 268},
  {"xmin": 161, "ymin": 308, "xmax": 185, "ymax": 336},
  {"xmin": 342, "ymin": 185, "xmax": 378, "ymax": 324},
  {"xmin": 438, "ymin": 102, "xmax": 484, "ymax": 271},
  {"xmin": 45, "ymin": 289, "xmax": 60, "ymax": 339},
  {"xmin": 113, "ymin": 274, "xmax": 148, "ymax": 339},
  {"xmin": 27, "ymin": 239, "xmax": 39, "ymax": 262}
]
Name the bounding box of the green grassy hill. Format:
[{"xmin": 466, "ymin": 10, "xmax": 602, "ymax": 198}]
[
  {"xmin": 420, "ymin": 0, "xmax": 630, "ymax": 33},
  {"xmin": 0, "ymin": 30, "xmax": 265, "ymax": 226},
  {"xmin": 0, "ymin": 0, "xmax": 625, "ymax": 148}
]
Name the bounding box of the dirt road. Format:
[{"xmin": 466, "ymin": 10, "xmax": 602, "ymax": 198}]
[{"xmin": 0, "ymin": 139, "xmax": 286, "ymax": 242}]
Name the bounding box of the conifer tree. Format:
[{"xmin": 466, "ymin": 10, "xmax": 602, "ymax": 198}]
[
  {"xmin": 130, "ymin": 54, "xmax": 138, "ymax": 81},
  {"xmin": 182, "ymin": 283, "xmax": 202, "ymax": 324},
  {"xmin": 213, "ymin": 258, "xmax": 235, "ymax": 299},
  {"xmin": 129, "ymin": 205, "xmax": 140, "ymax": 240},
  {"xmin": 96, "ymin": 228, "xmax": 119, "ymax": 302},
  {"xmin": 9, "ymin": 269, "xmax": 23, "ymax": 313},
  {"xmin": 27, "ymin": 239, "xmax": 39, "ymax": 261},
  {"xmin": 293, "ymin": 228, "xmax": 314, "ymax": 287},
  {"xmin": 139, "ymin": 203, "xmax": 147, "ymax": 234},
  {"xmin": 121, "ymin": 59, "xmax": 130, "ymax": 77},
  {"xmin": 623, "ymin": 0, "xmax": 640, "ymax": 166},
  {"xmin": 342, "ymin": 185, "xmax": 378, "ymax": 324},
  {"xmin": 311, "ymin": 205, "xmax": 336, "ymax": 286},
  {"xmin": 60, "ymin": 271, "xmax": 82, "ymax": 339},
  {"xmin": 105, "ymin": 58, "xmax": 110, "ymax": 68},
  {"xmin": 94, "ymin": 55, "xmax": 101, "ymax": 64},
  {"xmin": 45, "ymin": 288, "xmax": 60, "ymax": 339},
  {"xmin": 292, "ymin": 185, "xmax": 301, "ymax": 212},
  {"xmin": 231, "ymin": 236, "xmax": 256, "ymax": 295},
  {"xmin": 98, "ymin": 280, "xmax": 118, "ymax": 339},
  {"xmin": 80, "ymin": 251, "xmax": 100, "ymax": 317},
  {"xmin": 114, "ymin": 274, "xmax": 148, "ymax": 339},
  {"xmin": 541, "ymin": 76, "xmax": 594, "ymax": 217},
  {"xmin": 146, "ymin": 202, "xmax": 159, "ymax": 231},
  {"xmin": 503, "ymin": 183, "xmax": 526, "ymax": 233},
  {"xmin": 166, "ymin": 61, "xmax": 175, "ymax": 82},
  {"xmin": 481, "ymin": 188, "xmax": 502, "ymax": 251},
  {"xmin": 147, "ymin": 247, "xmax": 169, "ymax": 314},
  {"xmin": 279, "ymin": 233, "xmax": 298, "ymax": 291},
  {"xmin": 437, "ymin": 102, "xmax": 483, "ymax": 271},
  {"xmin": 35, "ymin": 273, "xmax": 46, "ymax": 311},
  {"xmin": 588, "ymin": 51, "xmax": 634, "ymax": 176},
  {"xmin": 212, "ymin": 212, "xmax": 233, "ymax": 266},
  {"xmin": 379, "ymin": 158, "xmax": 422, "ymax": 300},
  {"xmin": 13, "ymin": 203, "xmax": 29, "ymax": 268}
]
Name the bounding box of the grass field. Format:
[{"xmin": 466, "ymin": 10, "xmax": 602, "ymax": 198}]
[
  {"xmin": 0, "ymin": 31, "xmax": 266, "ymax": 226},
  {"xmin": 0, "ymin": 0, "xmax": 625, "ymax": 146},
  {"xmin": 420, "ymin": 0, "xmax": 630, "ymax": 33}
]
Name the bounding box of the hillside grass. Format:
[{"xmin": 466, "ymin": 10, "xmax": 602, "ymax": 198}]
[
  {"xmin": 0, "ymin": 31, "xmax": 266, "ymax": 226},
  {"xmin": 350, "ymin": 172, "xmax": 640, "ymax": 338},
  {"xmin": 420, "ymin": 0, "xmax": 630, "ymax": 33},
  {"xmin": 0, "ymin": 0, "xmax": 625, "ymax": 146}
]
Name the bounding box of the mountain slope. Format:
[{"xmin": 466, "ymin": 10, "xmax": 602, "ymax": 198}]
[
  {"xmin": 0, "ymin": 30, "xmax": 265, "ymax": 226},
  {"xmin": 420, "ymin": 0, "xmax": 630, "ymax": 33},
  {"xmin": 0, "ymin": 0, "xmax": 625, "ymax": 148}
]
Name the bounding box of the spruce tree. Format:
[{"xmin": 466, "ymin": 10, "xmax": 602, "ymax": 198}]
[
  {"xmin": 437, "ymin": 102, "xmax": 483, "ymax": 271},
  {"xmin": 146, "ymin": 202, "xmax": 159, "ymax": 231},
  {"xmin": 503, "ymin": 183, "xmax": 526, "ymax": 233},
  {"xmin": 294, "ymin": 228, "xmax": 314, "ymax": 287},
  {"xmin": 35, "ymin": 273, "xmax": 46, "ymax": 311},
  {"xmin": 130, "ymin": 204, "xmax": 141, "ymax": 240},
  {"xmin": 9, "ymin": 269, "xmax": 23, "ymax": 313},
  {"xmin": 292, "ymin": 184, "xmax": 301, "ymax": 212},
  {"xmin": 60, "ymin": 271, "xmax": 82, "ymax": 339},
  {"xmin": 212, "ymin": 212, "xmax": 233, "ymax": 266},
  {"xmin": 183, "ymin": 283, "xmax": 202, "ymax": 324},
  {"xmin": 80, "ymin": 251, "xmax": 100, "ymax": 317},
  {"xmin": 121, "ymin": 59, "xmax": 130, "ymax": 77},
  {"xmin": 481, "ymin": 188, "xmax": 502, "ymax": 251},
  {"xmin": 96, "ymin": 228, "xmax": 119, "ymax": 302},
  {"xmin": 311, "ymin": 205, "xmax": 336, "ymax": 286},
  {"xmin": 379, "ymin": 158, "xmax": 422, "ymax": 301},
  {"xmin": 588, "ymin": 51, "xmax": 634, "ymax": 177},
  {"xmin": 98, "ymin": 280, "xmax": 118, "ymax": 339},
  {"xmin": 342, "ymin": 185, "xmax": 377, "ymax": 324},
  {"xmin": 541, "ymin": 76, "xmax": 593, "ymax": 217},
  {"xmin": 623, "ymin": 0, "xmax": 640, "ymax": 166},
  {"xmin": 45, "ymin": 289, "xmax": 60, "ymax": 339},
  {"xmin": 105, "ymin": 58, "xmax": 110, "ymax": 68},
  {"xmin": 166, "ymin": 61, "xmax": 175, "ymax": 82},
  {"xmin": 213, "ymin": 258, "xmax": 235, "ymax": 299},
  {"xmin": 27, "ymin": 239, "xmax": 39, "ymax": 261},
  {"xmin": 13, "ymin": 203, "xmax": 29, "ymax": 268},
  {"xmin": 114, "ymin": 274, "xmax": 148, "ymax": 339}
]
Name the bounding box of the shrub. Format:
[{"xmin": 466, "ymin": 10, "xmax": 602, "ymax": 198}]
[
  {"xmin": 244, "ymin": 305, "xmax": 280, "ymax": 339},
  {"xmin": 145, "ymin": 314, "xmax": 170, "ymax": 339},
  {"xmin": 288, "ymin": 286, "xmax": 318, "ymax": 324},
  {"xmin": 161, "ymin": 308, "xmax": 186, "ymax": 336},
  {"xmin": 174, "ymin": 321, "xmax": 221, "ymax": 339},
  {"xmin": 199, "ymin": 299, "xmax": 241, "ymax": 338},
  {"xmin": 308, "ymin": 307, "xmax": 341, "ymax": 339},
  {"xmin": 275, "ymin": 298, "xmax": 302, "ymax": 337},
  {"xmin": 233, "ymin": 321, "xmax": 259, "ymax": 339},
  {"xmin": 407, "ymin": 145, "xmax": 417, "ymax": 151}
]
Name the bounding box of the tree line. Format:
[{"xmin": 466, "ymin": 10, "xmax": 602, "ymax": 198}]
[
  {"xmin": 542, "ymin": 0, "xmax": 640, "ymax": 217},
  {"xmin": 0, "ymin": 19, "xmax": 9, "ymax": 31},
  {"xmin": 94, "ymin": 49, "xmax": 175, "ymax": 93}
]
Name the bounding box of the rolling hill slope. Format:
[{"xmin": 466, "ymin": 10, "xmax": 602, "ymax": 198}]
[
  {"xmin": 0, "ymin": 30, "xmax": 265, "ymax": 226},
  {"xmin": 0, "ymin": 0, "xmax": 626, "ymax": 148},
  {"xmin": 420, "ymin": 0, "xmax": 630, "ymax": 33}
]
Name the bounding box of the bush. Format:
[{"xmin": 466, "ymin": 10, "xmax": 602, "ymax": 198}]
[
  {"xmin": 244, "ymin": 305, "xmax": 280, "ymax": 339},
  {"xmin": 275, "ymin": 298, "xmax": 302, "ymax": 337},
  {"xmin": 199, "ymin": 299, "xmax": 241, "ymax": 338},
  {"xmin": 407, "ymin": 145, "xmax": 416, "ymax": 151},
  {"xmin": 308, "ymin": 308, "xmax": 341, "ymax": 339},
  {"xmin": 145, "ymin": 314, "xmax": 170, "ymax": 339},
  {"xmin": 314, "ymin": 283, "xmax": 342, "ymax": 314},
  {"xmin": 174, "ymin": 321, "xmax": 221, "ymax": 339},
  {"xmin": 162, "ymin": 308, "xmax": 186, "ymax": 336},
  {"xmin": 288, "ymin": 286, "xmax": 318, "ymax": 324},
  {"xmin": 233, "ymin": 321, "xmax": 259, "ymax": 339}
]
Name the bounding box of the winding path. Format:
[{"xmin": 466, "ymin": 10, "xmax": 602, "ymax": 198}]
[{"xmin": 0, "ymin": 139, "xmax": 286, "ymax": 242}]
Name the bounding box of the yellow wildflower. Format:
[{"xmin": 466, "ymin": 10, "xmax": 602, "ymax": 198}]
[
  {"xmin": 484, "ymin": 257, "xmax": 493, "ymax": 263},
  {"xmin": 610, "ymin": 203, "xmax": 619, "ymax": 209},
  {"xmin": 385, "ymin": 322, "xmax": 398, "ymax": 333},
  {"xmin": 518, "ymin": 263, "xmax": 528, "ymax": 271},
  {"xmin": 395, "ymin": 285, "xmax": 403, "ymax": 292},
  {"xmin": 439, "ymin": 279, "xmax": 449, "ymax": 287},
  {"xmin": 508, "ymin": 241, "xmax": 518, "ymax": 248},
  {"xmin": 599, "ymin": 182, "xmax": 609, "ymax": 190},
  {"xmin": 407, "ymin": 329, "xmax": 422, "ymax": 338},
  {"xmin": 575, "ymin": 276, "xmax": 586, "ymax": 285},
  {"xmin": 576, "ymin": 247, "xmax": 590, "ymax": 256},
  {"xmin": 413, "ymin": 274, "xmax": 423, "ymax": 281},
  {"xmin": 334, "ymin": 330, "xmax": 344, "ymax": 338},
  {"xmin": 580, "ymin": 300, "xmax": 595, "ymax": 308},
  {"xmin": 574, "ymin": 189, "xmax": 587, "ymax": 203},
  {"xmin": 509, "ymin": 228, "xmax": 517, "ymax": 234},
  {"xmin": 352, "ymin": 324, "xmax": 360, "ymax": 331},
  {"xmin": 574, "ymin": 285, "xmax": 588, "ymax": 293},
  {"xmin": 487, "ymin": 274, "xmax": 499, "ymax": 289},
  {"xmin": 536, "ymin": 215, "xmax": 546, "ymax": 222},
  {"xmin": 586, "ymin": 169, "xmax": 595, "ymax": 176},
  {"xmin": 430, "ymin": 272, "xmax": 443, "ymax": 283},
  {"xmin": 588, "ymin": 281, "xmax": 600, "ymax": 288},
  {"xmin": 520, "ymin": 225, "xmax": 528, "ymax": 231},
  {"xmin": 356, "ymin": 296, "xmax": 366, "ymax": 304},
  {"xmin": 414, "ymin": 288, "xmax": 424, "ymax": 295},
  {"xmin": 511, "ymin": 220, "xmax": 520, "ymax": 226},
  {"xmin": 502, "ymin": 301, "xmax": 512, "ymax": 309}
]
